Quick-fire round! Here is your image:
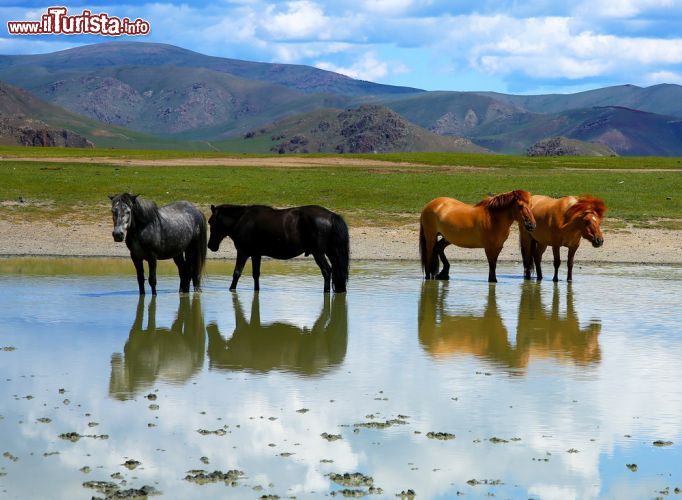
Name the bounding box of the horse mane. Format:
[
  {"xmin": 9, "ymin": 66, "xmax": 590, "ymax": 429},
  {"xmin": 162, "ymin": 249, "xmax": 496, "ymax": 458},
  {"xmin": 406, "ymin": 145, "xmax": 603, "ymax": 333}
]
[
  {"xmin": 565, "ymin": 195, "xmax": 607, "ymax": 220},
  {"xmin": 475, "ymin": 190, "xmax": 531, "ymax": 211},
  {"xmin": 115, "ymin": 193, "xmax": 159, "ymax": 225}
]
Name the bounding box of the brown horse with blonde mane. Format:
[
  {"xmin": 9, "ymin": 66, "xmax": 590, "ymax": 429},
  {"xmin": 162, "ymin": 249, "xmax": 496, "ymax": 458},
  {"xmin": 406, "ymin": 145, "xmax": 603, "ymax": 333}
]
[
  {"xmin": 420, "ymin": 190, "xmax": 536, "ymax": 282},
  {"xmin": 520, "ymin": 195, "xmax": 606, "ymax": 282}
]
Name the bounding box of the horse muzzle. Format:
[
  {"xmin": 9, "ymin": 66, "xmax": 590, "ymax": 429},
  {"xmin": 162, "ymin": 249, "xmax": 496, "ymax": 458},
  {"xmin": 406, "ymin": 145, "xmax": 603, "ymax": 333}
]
[
  {"xmin": 524, "ymin": 221, "xmax": 536, "ymax": 232},
  {"xmin": 592, "ymin": 237, "xmax": 604, "ymax": 248},
  {"xmin": 112, "ymin": 231, "xmax": 125, "ymax": 242}
]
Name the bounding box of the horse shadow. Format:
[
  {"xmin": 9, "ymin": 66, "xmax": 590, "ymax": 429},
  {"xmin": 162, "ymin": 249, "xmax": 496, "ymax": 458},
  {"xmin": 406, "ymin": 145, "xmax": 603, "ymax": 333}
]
[
  {"xmin": 109, "ymin": 295, "xmax": 206, "ymax": 399},
  {"xmin": 417, "ymin": 282, "xmax": 601, "ymax": 371},
  {"xmin": 206, "ymin": 293, "xmax": 348, "ymax": 376}
]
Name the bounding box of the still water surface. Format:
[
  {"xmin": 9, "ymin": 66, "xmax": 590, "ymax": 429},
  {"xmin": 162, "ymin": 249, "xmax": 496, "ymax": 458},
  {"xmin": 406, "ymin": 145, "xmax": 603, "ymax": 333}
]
[{"xmin": 0, "ymin": 258, "xmax": 681, "ymax": 499}]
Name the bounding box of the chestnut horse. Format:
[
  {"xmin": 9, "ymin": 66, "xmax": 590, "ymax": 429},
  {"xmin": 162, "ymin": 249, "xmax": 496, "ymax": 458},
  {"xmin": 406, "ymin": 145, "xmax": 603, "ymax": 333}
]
[
  {"xmin": 520, "ymin": 195, "xmax": 606, "ymax": 282},
  {"xmin": 420, "ymin": 190, "xmax": 536, "ymax": 282}
]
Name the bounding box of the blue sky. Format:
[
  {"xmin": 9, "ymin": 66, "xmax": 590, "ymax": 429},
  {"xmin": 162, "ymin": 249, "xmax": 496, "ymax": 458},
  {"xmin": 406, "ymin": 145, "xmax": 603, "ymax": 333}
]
[{"xmin": 2, "ymin": 0, "xmax": 682, "ymax": 94}]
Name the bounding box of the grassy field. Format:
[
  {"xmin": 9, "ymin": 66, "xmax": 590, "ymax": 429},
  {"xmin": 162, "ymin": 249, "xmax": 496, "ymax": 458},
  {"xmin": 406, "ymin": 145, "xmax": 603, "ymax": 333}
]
[{"xmin": 1, "ymin": 148, "xmax": 680, "ymax": 228}]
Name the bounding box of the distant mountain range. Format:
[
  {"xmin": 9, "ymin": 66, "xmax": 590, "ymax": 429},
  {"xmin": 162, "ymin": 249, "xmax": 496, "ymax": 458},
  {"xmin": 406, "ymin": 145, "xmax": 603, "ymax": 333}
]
[{"xmin": 1, "ymin": 41, "xmax": 682, "ymax": 155}]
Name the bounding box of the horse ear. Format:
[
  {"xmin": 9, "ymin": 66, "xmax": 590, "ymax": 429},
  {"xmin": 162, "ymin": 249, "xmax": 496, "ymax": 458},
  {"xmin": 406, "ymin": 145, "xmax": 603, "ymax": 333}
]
[
  {"xmin": 210, "ymin": 205, "xmax": 216, "ymax": 213},
  {"xmin": 131, "ymin": 194, "xmax": 140, "ymax": 202},
  {"xmin": 108, "ymin": 195, "xmax": 114, "ymax": 200}
]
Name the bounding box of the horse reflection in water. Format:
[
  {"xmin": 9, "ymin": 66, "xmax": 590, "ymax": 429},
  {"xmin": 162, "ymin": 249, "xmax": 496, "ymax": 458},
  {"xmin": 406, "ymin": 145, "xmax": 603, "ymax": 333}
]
[
  {"xmin": 515, "ymin": 282, "xmax": 601, "ymax": 366},
  {"xmin": 207, "ymin": 293, "xmax": 347, "ymax": 376},
  {"xmin": 418, "ymin": 282, "xmax": 601, "ymax": 371},
  {"xmin": 110, "ymin": 295, "xmax": 205, "ymax": 399}
]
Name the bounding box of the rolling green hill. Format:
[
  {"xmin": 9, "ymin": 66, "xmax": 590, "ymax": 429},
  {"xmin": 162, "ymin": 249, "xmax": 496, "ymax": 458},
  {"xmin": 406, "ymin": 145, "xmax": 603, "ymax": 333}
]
[
  {"xmin": 472, "ymin": 106, "xmax": 682, "ymax": 156},
  {"xmin": 25, "ymin": 64, "xmax": 347, "ymax": 138},
  {"xmin": 0, "ymin": 42, "xmax": 422, "ymax": 97},
  {"xmin": 218, "ymin": 105, "xmax": 490, "ymax": 154},
  {"xmin": 479, "ymin": 84, "xmax": 682, "ymax": 117},
  {"xmin": 0, "ymin": 81, "xmax": 208, "ymax": 149},
  {"xmin": 526, "ymin": 136, "xmax": 617, "ymax": 157}
]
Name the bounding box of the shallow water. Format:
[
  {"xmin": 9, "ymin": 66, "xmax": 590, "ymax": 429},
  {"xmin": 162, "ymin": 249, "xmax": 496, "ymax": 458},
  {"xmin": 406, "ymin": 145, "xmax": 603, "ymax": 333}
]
[{"xmin": 1, "ymin": 257, "xmax": 681, "ymax": 499}]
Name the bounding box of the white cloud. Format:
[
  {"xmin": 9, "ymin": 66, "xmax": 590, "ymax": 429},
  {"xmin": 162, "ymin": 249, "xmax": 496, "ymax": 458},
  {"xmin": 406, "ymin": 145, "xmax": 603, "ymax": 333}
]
[
  {"xmin": 272, "ymin": 41, "xmax": 352, "ymax": 64},
  {"xmin": 263, "ymin": 1, "xmax": 332, "ymax": 40},
  {"xmin": 645, "ymin": 70, "xmax": 682, "ymax": 85},
  {"xmin": 315, "ymin": 51, "xmax": 390, "ymax": 81},
  {"xmin": 362, "ymin": 0, "xmax": 416, "ymax": 14},
  {"xmin": 445, "ymin": 14, "xmax": 682, "ymax": 81},
  {"xmin": 575, "ymin": 0, "xmax": 675, "ymax": 18}
]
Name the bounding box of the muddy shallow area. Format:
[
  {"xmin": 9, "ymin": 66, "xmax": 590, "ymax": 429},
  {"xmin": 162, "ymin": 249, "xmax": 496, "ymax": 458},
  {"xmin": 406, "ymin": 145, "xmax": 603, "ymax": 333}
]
[{"xmin": 0, "ymin": 258, "xmax": 681, "ymax": 499}]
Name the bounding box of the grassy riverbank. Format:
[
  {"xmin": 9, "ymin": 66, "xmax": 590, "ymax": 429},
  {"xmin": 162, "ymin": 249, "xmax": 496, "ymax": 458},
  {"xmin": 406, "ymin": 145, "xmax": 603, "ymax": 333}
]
[{"xmin": 1, "ymin": 148, "xmax": 680, "ymax": 227}]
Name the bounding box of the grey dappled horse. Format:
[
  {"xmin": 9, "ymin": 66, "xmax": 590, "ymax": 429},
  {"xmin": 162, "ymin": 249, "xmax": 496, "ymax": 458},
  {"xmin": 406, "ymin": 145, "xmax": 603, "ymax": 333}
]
[{"xmin": 110, "ymin": 193, "xmax": 207, "ymax": 294}]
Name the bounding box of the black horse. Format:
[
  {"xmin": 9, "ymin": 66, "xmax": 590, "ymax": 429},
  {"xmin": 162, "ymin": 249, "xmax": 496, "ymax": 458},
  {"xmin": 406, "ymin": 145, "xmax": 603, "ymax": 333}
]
[
  {"xmin": 207, "ymin": 204, "xmax": 349, "ymax": 292},
  {"xmin": 110, "ymin": 193, "xmax": 207, "ymax": 294}
]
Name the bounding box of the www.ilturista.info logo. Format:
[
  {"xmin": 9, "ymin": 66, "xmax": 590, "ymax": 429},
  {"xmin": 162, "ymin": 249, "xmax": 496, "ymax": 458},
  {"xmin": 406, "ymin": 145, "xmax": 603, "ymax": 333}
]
[{"xmin": 7, "ymin": 6, "xmax": 150, "ymax": 36}]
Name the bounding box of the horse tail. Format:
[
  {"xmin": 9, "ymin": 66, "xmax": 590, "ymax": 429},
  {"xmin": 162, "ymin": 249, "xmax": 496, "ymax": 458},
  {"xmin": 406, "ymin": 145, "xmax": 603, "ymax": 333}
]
[
  {"xmin": 329, "ymin": 213, "xmax": 349, "ymax": 293},
  {"xmin": 419, "ymin": 221, "xmax": 427, "ymax": 274},
  {"xmin": 193, "ymin": 212, "xmax": 208, "ymax": 288}
]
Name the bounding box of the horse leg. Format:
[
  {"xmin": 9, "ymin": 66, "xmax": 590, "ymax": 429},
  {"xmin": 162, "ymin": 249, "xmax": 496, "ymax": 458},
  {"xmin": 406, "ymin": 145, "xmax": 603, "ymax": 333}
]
[
  {"xmin": 533, "ymin": 243, "xmax": 546, "ymax": 281},
  {"xmin": 566, "ymin": 246, "xmax": 578, "ymax": 282},
  {"xmin": 252, "ymin": 254, "xmax": 261, "ymax": 291},
  {"xmin": 173, "ymin": 255, "xmax": 190, "ymax": 293},
  {"xmin": 520, "ymin": 231, "xmax": 533, "ymax": 280},
  {"xmin": 229, "ymin": 252, "xmax": 249, "ymax": 291},
  {"xmin": 148, "ymin": 258, "xmax": 158, "ymax": 295},
  {"xmin": 313, "ymin": 252, "xmax": 332, "ymax": 293},
  {"xmin": 184, "ymin": 247, "xmax": 201, "ymax": 292},
  {"xmin": 132, "ymin": 257, "xmax": 145, "ymax": 295},
  {"xmin": 435, "ymin": 238, "xmax": 451, "ymax": 280},
  {"xmin": 552, "ymin": 246, "xmax": 561, "ymax": 282},
  {"xmin": 485, "ymin": 246, "xmax": 502, "ymax": 283}
]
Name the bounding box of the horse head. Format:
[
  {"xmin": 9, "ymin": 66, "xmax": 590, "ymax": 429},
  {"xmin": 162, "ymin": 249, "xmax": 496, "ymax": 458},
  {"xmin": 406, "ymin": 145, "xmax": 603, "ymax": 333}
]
[
  {"xmin": 207, "ymin": 204, "xmax": 242, "ymax": 251},
  {"xmin": 511, "ymin": 190, "xmax": 536, "ymax": 232},
  {"xmin": 207, "ymin": 205, "xmax": 226, "ymax": 251},
  {"xmin": 567, "ymin": 196, "xmax": 606, "ymax": 248},
  {"xmin": 109, "ymin": 193, "xmax": 139, "ymax": 242}
]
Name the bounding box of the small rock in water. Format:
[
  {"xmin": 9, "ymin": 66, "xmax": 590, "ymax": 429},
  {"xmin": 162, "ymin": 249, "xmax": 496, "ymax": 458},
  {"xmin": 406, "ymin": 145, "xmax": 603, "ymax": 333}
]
[
  {"xmin": 122, "ymin": 459, "xmax": 141, "ymax": 470},
  {"xmin": 328, "ymin": 472, "xmax": 374, "ymax": 487},
  {"xmin": 184, "ymin": 469, "xmax": 245, "ymax": 485},
  {"xmin": 196, "ymin": 429, "xmax": 226, "ymax": 436},
  {"xmin": 653, "ymin": 440, "xmax": 673, "ymax": 447},
  {"xmin": 59, "ymin": 432, "xmax": 81, "ymax": 442},
  {"xmin": 321, "ymin": 432, "xmax": 342, "ymax": 442},
  {"xmin": 626, "ymin": 463, "xmax": 637, "ymax": 472},
  {"xmin": 427, "ymin": 432, "xmax": 455, "ymax": 441}
]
